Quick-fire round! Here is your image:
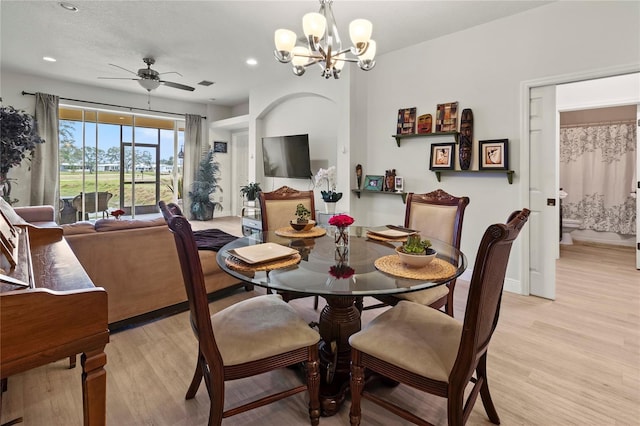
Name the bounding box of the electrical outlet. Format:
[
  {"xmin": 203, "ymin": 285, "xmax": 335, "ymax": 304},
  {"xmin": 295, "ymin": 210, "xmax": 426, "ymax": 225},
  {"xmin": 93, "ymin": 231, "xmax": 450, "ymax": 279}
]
[{"xmin": 219, "ymin": 196, "xmax": 223, "ymax": 202}]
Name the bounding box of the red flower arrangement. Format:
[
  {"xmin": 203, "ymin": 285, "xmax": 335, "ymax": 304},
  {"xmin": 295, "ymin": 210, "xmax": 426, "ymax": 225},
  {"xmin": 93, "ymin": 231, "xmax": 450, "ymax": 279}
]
[
  {"xmin": 110, "ymin": 209, "xmax": 125, "ymax": 219},
  {"xmin": 329, "ymin": 264, "xmax": 355, "ymax": 279},
  {"xmin": 328, "ymin": 214, "xmax": 354, "ymax": 228}
]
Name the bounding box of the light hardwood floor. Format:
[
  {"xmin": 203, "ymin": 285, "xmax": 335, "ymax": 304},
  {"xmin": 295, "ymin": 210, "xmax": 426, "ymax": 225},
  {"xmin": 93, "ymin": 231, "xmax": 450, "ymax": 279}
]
[{"xmin": 1, "ymin": 217, "xmax": 638, "ymax": 425}]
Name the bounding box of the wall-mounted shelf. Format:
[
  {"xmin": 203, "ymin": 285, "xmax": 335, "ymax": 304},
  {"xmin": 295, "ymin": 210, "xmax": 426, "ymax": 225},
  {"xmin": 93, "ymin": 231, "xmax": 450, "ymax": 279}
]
[
  {"xmin": 433, "ymin": 169, "xmax": 515, "ymax": 184},
  {"xmin": 392, "ymin": 131, "xmax": 459, "ymax": 147},
  {"xmin": 352, "ymin": 189, "xmax": 407, "ymax": 203}
]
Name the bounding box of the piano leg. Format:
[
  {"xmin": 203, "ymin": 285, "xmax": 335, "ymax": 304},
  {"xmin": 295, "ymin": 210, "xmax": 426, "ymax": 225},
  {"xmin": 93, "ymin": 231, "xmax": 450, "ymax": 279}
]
[{"xmin": 81, "ymin": 348, "xmax": 107, "ymax": 426}]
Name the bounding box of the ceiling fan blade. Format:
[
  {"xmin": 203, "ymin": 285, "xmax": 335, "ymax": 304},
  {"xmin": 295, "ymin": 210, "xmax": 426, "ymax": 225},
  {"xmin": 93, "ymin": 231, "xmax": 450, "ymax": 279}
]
[
  {"xmin": 160, "ymin": 80, "xmax": 195, "ymax": 91},
  {"xmin": 98, "ymin": 77, "xmax": 139, "ymax": 80},
  {"xmin": 108, "ymin": 63, "xmax": 139, "ymax": 75}
]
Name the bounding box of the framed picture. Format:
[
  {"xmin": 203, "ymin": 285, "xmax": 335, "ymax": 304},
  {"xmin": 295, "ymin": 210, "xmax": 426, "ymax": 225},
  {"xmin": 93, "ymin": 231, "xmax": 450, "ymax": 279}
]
[
  {"xmin": 213, "ymin": 141, "xmax": 227, "ymax": 153},
  {"xmin": 394, "ymin": 176, "xmax": 404, "ymax": 192},
  {"xmin": 397, "ymin": 107, "xmax": 417, "ymax": 135},
  {"xmin": 435, "ymin": 101, "xmax": 459, "ymax": 133},
  {"xmin": 429, "ymin": 143, "xmax": 455, "ymax": 170},
  {"xmin": 417, "ymin": 114, "xmax": 432, "ymax": 134},
  {"xmin": 363, "ymin": 175, "xmax": 384, "ymax": 191},
  {"xmin": 479, "ymin": 139, "xmax": 508, "ymax": 170}
]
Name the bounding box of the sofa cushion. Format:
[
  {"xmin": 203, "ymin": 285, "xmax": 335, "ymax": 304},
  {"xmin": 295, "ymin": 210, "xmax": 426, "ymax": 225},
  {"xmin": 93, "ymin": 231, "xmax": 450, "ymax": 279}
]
[
  {"xmin": 62, "ymin": 221, "xmax": 97, "ymax": 235},
  {"xmin": 94, "ymin": 217, "xmax": 166, "ymax": 232}
]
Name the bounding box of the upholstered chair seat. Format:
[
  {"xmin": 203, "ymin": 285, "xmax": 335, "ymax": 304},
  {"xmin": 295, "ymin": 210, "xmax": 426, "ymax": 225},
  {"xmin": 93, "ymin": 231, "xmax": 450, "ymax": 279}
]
[
  {"xmin": 350, "ymin": 300, "xmax": 461, "ymax": 382},
  {"xmin": 212, "ymin": 294, "xmax": 320, "ymax": 366}
]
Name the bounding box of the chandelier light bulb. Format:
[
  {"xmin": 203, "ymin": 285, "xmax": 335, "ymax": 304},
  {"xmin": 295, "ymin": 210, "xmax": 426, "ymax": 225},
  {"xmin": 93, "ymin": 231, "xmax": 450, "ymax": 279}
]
[
  {"xmin": 349, "ymin": 19, "xmax": 372, "ymax": 46},
  {"xmin": 303, "ymin": 12, "xmax": 326, "ymax": 39},
  {"xmin": 291, "ymin": 46, "xmax": 310, "ymax": 67},
  {"xmin": 274, "ymin": 29, "xmax": 297, "ymax": 56}
]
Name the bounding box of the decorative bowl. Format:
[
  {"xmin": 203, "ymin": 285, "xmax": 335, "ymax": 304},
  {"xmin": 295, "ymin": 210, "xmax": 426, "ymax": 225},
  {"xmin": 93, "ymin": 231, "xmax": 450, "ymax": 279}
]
[
  {"xmin": 290, "ymin": 219, "xmax": 316, "ymax": 232},
  {"xmin": 395, "ymin": 246, "xmax": 437, "ymax": 268}
]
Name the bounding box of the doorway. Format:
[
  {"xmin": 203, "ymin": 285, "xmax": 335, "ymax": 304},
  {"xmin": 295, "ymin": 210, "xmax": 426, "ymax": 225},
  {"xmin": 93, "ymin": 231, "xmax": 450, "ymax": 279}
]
[{"xmin": 524, "ymin": 69, "xmax": 640, "ymax": 299}]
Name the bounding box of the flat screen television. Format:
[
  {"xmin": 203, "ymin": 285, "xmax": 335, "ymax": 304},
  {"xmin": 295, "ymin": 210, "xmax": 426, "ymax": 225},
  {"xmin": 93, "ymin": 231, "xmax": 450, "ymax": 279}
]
[{"xmin": 262, "ymin": 134, "xmax": 312, "ymax": 179}]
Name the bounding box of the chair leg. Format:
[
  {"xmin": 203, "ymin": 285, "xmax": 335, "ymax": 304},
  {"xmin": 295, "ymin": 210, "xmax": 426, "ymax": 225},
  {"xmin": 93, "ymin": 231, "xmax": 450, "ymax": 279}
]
[
  {"xmin": 477, "ymin": 353, "xmax": 500, "ymax": 424},
  {"xmin": 306, "ymin": 354, "xmax": 320, "ymax": 426},
  {"xmin": 349, "ymin": 356, "xmax": 365, "ymax": 426},
  {"xmin": 313, "ymin": 295, "xmax": 319, "ymax": 311},
  {"xmin": 447, "ymin": 393, "xmax": 465, "ymax": 426},
  {"xmin": 185, "ymin": 353, "xmax": 204, "ymax": 399}
]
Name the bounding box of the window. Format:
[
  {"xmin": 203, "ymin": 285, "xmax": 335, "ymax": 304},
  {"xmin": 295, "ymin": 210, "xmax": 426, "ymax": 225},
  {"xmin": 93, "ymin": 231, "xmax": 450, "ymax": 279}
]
[{"xmin": 59, "ymin": 107, "xmax": 184, "ymax": 222}]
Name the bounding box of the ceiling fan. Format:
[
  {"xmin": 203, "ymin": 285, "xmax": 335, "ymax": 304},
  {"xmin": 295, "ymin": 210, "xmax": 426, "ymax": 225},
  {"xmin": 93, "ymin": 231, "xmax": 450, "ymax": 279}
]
[{"xmin": 98, "ymin": 57, "xmax": 195, "ymax": 92}]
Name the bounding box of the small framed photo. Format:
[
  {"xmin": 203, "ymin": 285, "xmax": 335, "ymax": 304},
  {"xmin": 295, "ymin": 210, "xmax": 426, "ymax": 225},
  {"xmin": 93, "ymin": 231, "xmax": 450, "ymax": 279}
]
[
  {"xmin": 213, "ymin": 141, "xmax": 227, "ymax": 153},
  {"xmin": 394, "ymin": 176, "xmax": 404, "ymax": 192},
  {"xmin": 363, "ymin": 175, "xmax": 384, "ymax": 191},
  {"xmin": 429, "ymin": 143, "xmax": 455, "ymax": 170},
  {"xmin": 479, "ymin": 139, "xmax": 508, "ymax": 170}
]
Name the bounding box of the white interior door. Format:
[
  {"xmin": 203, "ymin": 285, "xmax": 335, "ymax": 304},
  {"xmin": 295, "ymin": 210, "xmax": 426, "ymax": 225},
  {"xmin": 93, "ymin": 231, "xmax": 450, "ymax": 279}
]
[
  {"xmin": 637, "ymin": 106, "xmax": 640, "ymax": 269},
  {"xmin": 231, "ymin": 130, "xmax": 248, "ymax": 216},
  {"xmin": 528, "ymin": 85, "xmax": 557, "ymax": 300}
]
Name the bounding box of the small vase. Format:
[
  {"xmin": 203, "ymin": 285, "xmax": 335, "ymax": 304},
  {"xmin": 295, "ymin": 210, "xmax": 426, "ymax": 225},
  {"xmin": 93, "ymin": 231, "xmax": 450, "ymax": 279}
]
[
  {"xmin": 335, "ymin": 226, "xmax": 349, "ymax": 247},
  {"xmin": 325, "ymin": 202, "xmax": 336, "ymax": 214}
]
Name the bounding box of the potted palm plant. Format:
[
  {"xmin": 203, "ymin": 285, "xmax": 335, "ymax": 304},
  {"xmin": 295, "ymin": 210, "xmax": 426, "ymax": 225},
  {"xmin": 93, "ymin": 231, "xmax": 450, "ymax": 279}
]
[
  {"xmin": 189, "ymin": 148, "xmax": 222, "ymax": 221},
  {"xmin": 0, "ymin": 106, "xmax": 45, "ymax": 204}
]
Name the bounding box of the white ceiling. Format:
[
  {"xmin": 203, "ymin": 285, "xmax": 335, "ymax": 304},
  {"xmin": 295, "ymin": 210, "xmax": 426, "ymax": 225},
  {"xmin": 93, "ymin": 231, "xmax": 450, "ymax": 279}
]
[{"xmin": 1, "ymin": 1, "xmax": 549, "ymax": 107}]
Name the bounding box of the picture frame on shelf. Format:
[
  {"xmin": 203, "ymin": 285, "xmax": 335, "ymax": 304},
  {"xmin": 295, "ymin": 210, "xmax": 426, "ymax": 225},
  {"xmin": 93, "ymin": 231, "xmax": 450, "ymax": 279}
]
[
  {"xmin": 363, "ymin": 175, "xmax": 384, "ymax": 191},
  {"xmin": 429, "ymin": 143, "xmax": 455, "ymax": 170},
  {"xmin": 435, "ymin": 102, "xmax": 459, "ymax": 132},
  {"xmin": 394, "ymin": 176, "xmax": 404, "ymax": 192},
  {"xmin": 213, "ymin": 141, "xmax": 228, "ymax": 153},
  {"xmin": 397, "ymin": 107, "xmax": 417, "ymax": 135},
  {"xmin": 479, "ymin": 139, "xmax": 509, "ymax": 170}
]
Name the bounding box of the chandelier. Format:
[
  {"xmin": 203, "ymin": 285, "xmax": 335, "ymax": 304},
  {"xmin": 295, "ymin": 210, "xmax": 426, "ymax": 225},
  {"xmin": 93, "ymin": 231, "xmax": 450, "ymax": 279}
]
[{"xmin": 273, "ymin": 0, "xmax": 376, "ymax": 79}]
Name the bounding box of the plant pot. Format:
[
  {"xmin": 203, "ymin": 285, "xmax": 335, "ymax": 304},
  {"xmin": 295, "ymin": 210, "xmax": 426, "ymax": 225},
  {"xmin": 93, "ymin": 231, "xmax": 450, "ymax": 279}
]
[
  {"xmin": 325, "ymin": 202, "xmax": 336, "ymax": 214},
  {"xmin": 290, "ymin": 219, "xmax": 316, "ymax": 231},
  {"xmin": 395, "ymin": 246, "xmax": 437, "ymax": 268},
  {"xmin": 192, "ymin": 203, "xmax": 214, "ymax": 221}
]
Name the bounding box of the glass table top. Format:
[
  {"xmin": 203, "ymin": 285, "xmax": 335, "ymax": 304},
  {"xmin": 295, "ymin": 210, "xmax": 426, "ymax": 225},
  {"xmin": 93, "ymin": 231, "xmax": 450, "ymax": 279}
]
[{"xmin": 216, "ymin": 226, "xmax": 467, "ymax": 297}]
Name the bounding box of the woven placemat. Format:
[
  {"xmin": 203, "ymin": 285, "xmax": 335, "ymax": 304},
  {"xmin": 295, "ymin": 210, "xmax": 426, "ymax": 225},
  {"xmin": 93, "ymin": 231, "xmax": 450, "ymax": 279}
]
[
  {"xmin": 225, "ymin": 253, "xmax": 301, "ymax": 272},
  {"xmin": 374, "ymin": 255, "xmax": 457, "ymax": 280},
  {"xmin": 275, "ymin": 227, "xmax": 327, "ymax": 238},
  {"xmin": 366, "ymin": 232, "xmax": 408, "ymax": 243}
]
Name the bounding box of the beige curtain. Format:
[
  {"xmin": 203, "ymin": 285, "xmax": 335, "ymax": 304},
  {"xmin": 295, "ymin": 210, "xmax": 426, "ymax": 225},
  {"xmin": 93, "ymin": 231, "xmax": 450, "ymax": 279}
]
[
  {"xmin": 31, "ymin": 93, "xmax": 59, "ymax": 217},
  {"xmin": 560, "ymin": 122, "xmax": 636, "ymax": 235},
  {"xmin": 183, "ymin": 114, "xmax": 203, "ymax": 218}
]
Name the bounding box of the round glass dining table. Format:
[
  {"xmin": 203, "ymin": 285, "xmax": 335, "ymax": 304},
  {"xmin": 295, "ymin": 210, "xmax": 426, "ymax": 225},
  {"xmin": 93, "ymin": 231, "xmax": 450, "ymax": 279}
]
[{"xmin": 216, "ymin": 225, "xmax": 467, "ymax": 416}]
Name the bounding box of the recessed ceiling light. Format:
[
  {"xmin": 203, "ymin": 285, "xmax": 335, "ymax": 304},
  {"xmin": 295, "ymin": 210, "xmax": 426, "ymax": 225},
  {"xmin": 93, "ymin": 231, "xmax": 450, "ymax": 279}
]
[
  {"xmin": 43, "ymin": 56, "xmax": 57, "ymax": 62},
  {"xmin": 59, "ymin": 2, "xmax": 79, "ymax": 12},
  {"xmin": 246, "ymin": 58, "xmax": 258, "ymax": 66}
]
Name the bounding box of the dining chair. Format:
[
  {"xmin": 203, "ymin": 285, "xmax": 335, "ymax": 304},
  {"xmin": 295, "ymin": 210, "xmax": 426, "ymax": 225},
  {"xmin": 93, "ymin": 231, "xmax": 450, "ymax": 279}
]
[
  {"xmin": 367, "ymin": 189, "xmax": 469, "ymax": 316},
  {"xmin": 348, "ymin": 209, "xmax": 530, "ymax": 426},
  {"xmin": 258, "ymin": 185, "xmax": 320, "ymax": 310},
  {"xmin": 159, "ymin": 201, "xmax": 321, "ymax": 425}
]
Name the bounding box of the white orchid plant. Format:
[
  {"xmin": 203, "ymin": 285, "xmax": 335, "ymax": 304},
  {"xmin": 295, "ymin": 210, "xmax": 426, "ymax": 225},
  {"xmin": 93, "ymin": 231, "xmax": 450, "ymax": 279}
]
[{"xmin": 315, "ymin": 166, "xmax": 342, "ymax": 202}]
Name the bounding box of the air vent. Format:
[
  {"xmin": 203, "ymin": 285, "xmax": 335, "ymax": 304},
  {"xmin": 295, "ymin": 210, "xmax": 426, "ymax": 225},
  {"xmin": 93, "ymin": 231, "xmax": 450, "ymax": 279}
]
[{"xmin": 198, "ymin": 80, "xmax": 215, "ymax": 87}]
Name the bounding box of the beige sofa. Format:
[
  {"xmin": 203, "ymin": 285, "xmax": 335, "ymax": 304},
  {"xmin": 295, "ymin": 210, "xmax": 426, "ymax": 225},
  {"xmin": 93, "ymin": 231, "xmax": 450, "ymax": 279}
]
[
  {"xmin": 61, "ymin": 217, "xmax": 246, "ymax": 328},
  {"xmin": 12, "ymin": 204, "xmax": 245, "ymax": 329}
]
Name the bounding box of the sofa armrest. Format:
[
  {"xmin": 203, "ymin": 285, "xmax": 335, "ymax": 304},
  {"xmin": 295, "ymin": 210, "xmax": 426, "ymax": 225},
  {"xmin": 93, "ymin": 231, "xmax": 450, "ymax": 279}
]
[{"xmin": 14, "ymin": 205, "xmax": 55, "ymax": 223}]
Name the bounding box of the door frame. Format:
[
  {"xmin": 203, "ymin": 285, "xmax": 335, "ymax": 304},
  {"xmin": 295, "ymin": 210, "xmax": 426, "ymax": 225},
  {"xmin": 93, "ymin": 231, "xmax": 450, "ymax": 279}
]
[{"xmin": 519, "ymin": 64, "xmax": 640, "ymax": 296}]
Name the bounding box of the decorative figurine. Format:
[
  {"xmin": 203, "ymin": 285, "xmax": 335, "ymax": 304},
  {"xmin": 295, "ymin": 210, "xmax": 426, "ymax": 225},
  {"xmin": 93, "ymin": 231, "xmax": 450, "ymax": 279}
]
[{"xmin": 459, "ymin": 108, "xmax": 473, "ymax": 170}]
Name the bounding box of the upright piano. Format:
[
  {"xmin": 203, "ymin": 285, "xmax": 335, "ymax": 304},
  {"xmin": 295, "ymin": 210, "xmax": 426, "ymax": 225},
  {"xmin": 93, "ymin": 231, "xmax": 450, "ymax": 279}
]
[{"xmin": 0, "ymin": 212, "xmax": 109, "ymax": 425}]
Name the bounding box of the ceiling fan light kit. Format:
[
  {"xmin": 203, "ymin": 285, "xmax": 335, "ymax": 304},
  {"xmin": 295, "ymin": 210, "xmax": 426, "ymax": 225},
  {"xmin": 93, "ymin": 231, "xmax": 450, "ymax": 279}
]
[
  {"xmin": 274, "ymin": 0, "xmax": 376, "ymax": 79},
  {"xmin": 98, "ymin": 57, "xmax": 195, "ymax": 92}
]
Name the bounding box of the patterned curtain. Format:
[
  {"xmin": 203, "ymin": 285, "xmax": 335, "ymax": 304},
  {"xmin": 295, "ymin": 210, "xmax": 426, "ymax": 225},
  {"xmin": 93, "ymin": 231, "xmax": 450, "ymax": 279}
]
[{"xmin": 560, "ymin": 122, "xmax": 636, "ymax": 235}]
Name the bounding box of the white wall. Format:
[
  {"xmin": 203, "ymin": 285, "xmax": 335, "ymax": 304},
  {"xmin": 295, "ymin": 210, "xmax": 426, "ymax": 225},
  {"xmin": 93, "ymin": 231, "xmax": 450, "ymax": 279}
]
[
  {"xmin": 249, "ymin": 68, "xmax": 352, "ymax": 214},
  {"xmin": 258, "ymin": 1, "xmax": 639, "ymax": 291}
]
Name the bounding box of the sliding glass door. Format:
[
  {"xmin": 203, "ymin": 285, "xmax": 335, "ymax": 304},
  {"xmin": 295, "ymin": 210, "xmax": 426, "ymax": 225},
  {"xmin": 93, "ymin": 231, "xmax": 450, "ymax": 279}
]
[{"xmin": 59, "ymin": 107, "xmax": 184, "ymax": 222}]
